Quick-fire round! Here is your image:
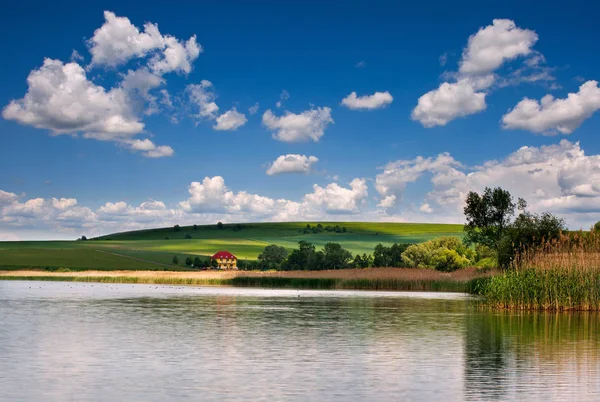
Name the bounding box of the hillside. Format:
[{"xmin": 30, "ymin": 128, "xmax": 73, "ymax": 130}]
[{"xmin": 0, "ymin": 222, "xmax": 464, "ymax": 271}]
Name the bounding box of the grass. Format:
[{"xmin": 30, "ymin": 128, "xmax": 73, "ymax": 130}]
[
  {"xmin": 477, "ymin": 231, "xmax": 600, "ymax": 311},
  {"xmin": 0, "ymin": 221, "xmax": 464, "ymax": 270},
  {"xmin": 0, "ymin": 267, "xmax": 492, "ymax": 292}
]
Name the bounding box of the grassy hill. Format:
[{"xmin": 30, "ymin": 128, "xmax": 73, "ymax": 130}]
[{"xmin": 0, "ymin": 222, "xmax": 463, "ymax": 271}]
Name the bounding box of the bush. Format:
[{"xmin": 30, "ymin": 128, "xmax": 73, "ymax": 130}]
[
  {"xmin": 193, "ymin": 257, "xmax": 202, "ymax": 267},
  {"xmin": 185, "ymin": 257, "xmax": 193, "ymax": 266},
  {"xmin": 172, "ymin": 256, "xmax": 179, "ymax": 265},
  {"xmin": 401, "ymin": 244, "xmax": 432, "ymax": 268},
  {"xmin": 430, "ymin": 249, "xmax": 470, "ymax": 272},
  {"xmin": 185, "ymin": 234, "xmax": 192, "ymax": 239}
]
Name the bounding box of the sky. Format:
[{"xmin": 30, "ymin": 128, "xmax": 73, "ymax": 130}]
[{"xmin": 1, "ymin": 0, "xmax": 599, "ymax": 240}]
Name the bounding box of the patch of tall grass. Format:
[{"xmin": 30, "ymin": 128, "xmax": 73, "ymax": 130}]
[
  {"xmin": 479, "ymin": 231, "xmax": 600, "ymax": 310},
  {"xmin": 0, "ymin": 275, "xmax": 474, "ymax": 292}
]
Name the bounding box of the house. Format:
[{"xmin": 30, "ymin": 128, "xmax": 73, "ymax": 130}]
[{"xmin": 211, "ymin": 251, "xmax": 238, "ymax": 270}]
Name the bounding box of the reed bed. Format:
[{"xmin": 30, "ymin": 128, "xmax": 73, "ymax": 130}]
[
  {"xmin": 479, "ymin": 231, "xmax": 600, "ymax": 311},
  {"xmin": 0, "ymin": 267, "xmax": 491, "ymax": 292}
]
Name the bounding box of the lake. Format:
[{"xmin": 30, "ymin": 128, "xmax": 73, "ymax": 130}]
[{"xmin": 1, "ymin": 281, "xmax": 599, "ymax": 401}]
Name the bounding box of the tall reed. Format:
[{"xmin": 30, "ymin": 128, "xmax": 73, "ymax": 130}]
[{"xmin": 480, "ymin": 230, "xmax": 600, "ymax": 310}]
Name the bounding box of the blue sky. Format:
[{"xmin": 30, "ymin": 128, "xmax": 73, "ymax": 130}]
[{"xmin": 1, "ymin": 0, "xmax": 599, "ymax": 240}]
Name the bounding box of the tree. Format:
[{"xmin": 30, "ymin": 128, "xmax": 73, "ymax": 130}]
[
  {"xmin": 193, "ymin": 224, "xmax": 198, "ymax": 231},
  {"xmin": 497, "ymin": 211, "xmax": 566, "ymax": 268},
  {"xmin": 258, "ymin": 245, "xmax": 289, "ymax": 265},
  {"xmin": 594, "ymin": 221, "xmax": 600, "ymax": 232},
  {"xmin": 353, "ymin": 254, "xmax": 364, "ymax": 268},
  {"xmin": 185, "ymin": 233, "xmax": 192, "ymax": 239},
  {"xmin": 210, "ymin": 258, "xmax": 219, "ymax": 268},
  {"xmin": 362, "ymin": 253, "xmax": 373, "ymax": 268},
  {"xmin": 373, "ymin": 244, "xmax": 391, "ymax": 267},
  {"xmin": 79, "ymin": 235, "xmax": 87, "ymax": 241},
  {"xmin": 284, "ymin": 241, "xmax": 316, "ymax": 270},
  {"xmin": 185, "ymin": 257, "xmax": 193, "ymax": 266},
  {"xmin": 463, "ymin": 187, "xmax": 517, "ymax": 249},
  {"xmin": 322, "ymin": 242, "xmax": 352, "ymax": 269},
  {"xmin": 172, "ymin": 256, "xmax": 179, "ymax": 265},
  {"xmin": 193, "ymin": 257, "xmax": 202, "ymax": 267},
  {"xmin": 217, "ymin": 222, "xmax": 224, "ymax": 229},
  {"xmin": 174, "ymin": 225, "xmax": 181, "ymax": 232}
]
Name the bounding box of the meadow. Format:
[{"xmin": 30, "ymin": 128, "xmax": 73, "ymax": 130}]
[{"xmin": 0, "ymin": 222, "xmax": 463, "ymax": 271}]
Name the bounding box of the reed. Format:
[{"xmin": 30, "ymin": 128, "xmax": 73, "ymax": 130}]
[
  {"xmin": 0, "ymin": 274, "xmax": 476, "ymax": 292},
  {"xmin": 479, "ymin": 230, "xmax": 600, "ymax": 310}
]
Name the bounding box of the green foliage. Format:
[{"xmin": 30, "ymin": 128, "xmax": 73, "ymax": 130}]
[
  {"xmin": 401, "ymin": 236, "xmax": 476, "ymax": 271},
  {"xmin": 372, "ymin": 243, "xmax": 412, "ymax": 267},
  {"xmin": 174, "ymin": 225, "xmax": 181, "ymax": 232},
  {"xmin": 322, "ymin": 242, "xmax": 353, "ymax": 269},
  {"xmin": 217, "ymin": 222, "xmax": 224, "ymax": 229},
  {"xmin": 210, "ymin": 258, "xmax": 218, "ymax": 268},
  {"xmin": 463, "ymin": 187, "xmax": 517, "ymax": 249},
  {"xmin": 184, "ymin": 234, "xmax": 192, "ymax": 239},
  {"xmin": 430, "ymin": 249, "xmax": 471, "ymax": 272},
  {"xmin": 172, "ymin": 256, "xmax": 179, "ymax": 265},
  {"xmin": 594, "ymin": 221, "xmax": 600, "ymax": 232},
  {"xmin": 193, "ymin": 256, "xmax": 202, "ymax": 267},
  {"xmin": 497, "ymin": 211, "xmax": 566, "ymax": 268},
  {"xmin": 258, "ymin": 245, "xmax": 289, "ymax": 265},
  {"xmin": 185, "ymin": 257, "xmax": 193, "ymax": 266},
  {"xmin": 193, "ymin": 224, "xmax": 198, "ymax": 231}
]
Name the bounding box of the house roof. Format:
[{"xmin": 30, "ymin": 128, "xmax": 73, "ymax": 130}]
[{"xmin": 211, "ymin": 251, "xmax": 237, "ymax": 259}]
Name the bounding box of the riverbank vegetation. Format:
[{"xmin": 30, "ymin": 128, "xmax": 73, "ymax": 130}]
[
  {"xmin": 0, "ymin": 267, "xmax": 491, "ymax": 292},
  {"xmin": 477, "ymin": 230, "xmax": 600, "ymax": 310}
]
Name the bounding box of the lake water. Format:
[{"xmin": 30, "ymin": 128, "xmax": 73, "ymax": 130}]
[{"xmin": 1, "ymin": 281, "xmax": 599, "ymax": 401}]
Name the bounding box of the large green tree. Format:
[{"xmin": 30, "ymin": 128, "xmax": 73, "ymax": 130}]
[
  {"xmin": 258, "ymin": 245, "xmax": 289, "ymax": 265},
  {"xmin": 322, "ymin": 242, "xmax": 352, "ymax": 269},
  {"xmin": 463, "ymin": 187, "xmax": 519, "ymax": 249}
]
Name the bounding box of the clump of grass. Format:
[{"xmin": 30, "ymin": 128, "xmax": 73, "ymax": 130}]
[{"xmin": 479, "ymin": 231, "xmax": 600, "ymax": 311}]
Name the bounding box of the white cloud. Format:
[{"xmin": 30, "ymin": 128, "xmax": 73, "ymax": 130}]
[
  {"xmin": 276, "ymin": 90, "xmax": 290, "ymax": 108},
  {"xmin": 126, "ymin": 139, "xmax": 174, "ymax": 158},
  {"xmin": 377, "ymin": 195, "xmax": 396, "ymax": 208},
  {"xmin": 341, "ymin": 91, "xmax": 393, "ymax": 110},
  {"xmin": 248, "ymin": 103, "xmax": 260, "ymax": 115},
  {"xmin": 411, "ymin": 79, "xmax": 488, "ymax": 127},
  {"xmin": 413, "ymin": 19, "xmax": 540, "ymax": 127},
  {"xmin": 266, "ymin": 154, "xmax": 319, "ymax": 175},
  {"xmin": 419, "ymin": 203, "xmax": 433, "ymax": 213},
  {"xmin": 502, "ymin": 80, "xmax": 600, "ymax": 134},
  {"xmin": 262, "ymin": 107, "xmax": 333, "ymax": 142},
  {"xmin": 303, "ymin": 178, "xmax": 368, "ymax": 214},
  {"xmin": 148, "ymin": 35, "xmax": 201, "ymax": 75},
  {"xmin": 87, "ymin": 11, "xmax": 201, "ymax": 75},
  {"xmin": 214, "ymin": 108, "xmax": 247, "ymax": 131},
  {"xmin": 2, "ymin": 59, "xmax": 142, "ymax": 137},
  {"xmin": 0, "ymin": 190, "xmax": 18, "ymax": 206},
  {"xmin": 187, "ymin": 80, "xmax": 219, "ymax": 120},
  {"xmin": 376, "ymin": 139, "xmax": 600, "ymax": 229},
  {"xmin": 459, "ymin": 19, "xmax": 538, "ymax": 75},
  {"xmin": 2, "ymin": 58, "xmax": 173, "ymax": 158}
]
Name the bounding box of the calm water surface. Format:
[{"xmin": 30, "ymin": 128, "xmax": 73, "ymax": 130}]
[{"xmin": 1, "ymin": 281, "xmax": 599, "ymax": 401}]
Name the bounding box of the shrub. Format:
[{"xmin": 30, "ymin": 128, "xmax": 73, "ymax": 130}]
[
  {"xmin": 185, "ymin": 257, "xmax": 193, "ymax": 266},
  {"xmin": 172, "ymin": 256, "xmax": 179, "ymax": 265},
  {"xmin": 430, "ymin": 249, "xmax": 470, "ymax": 272}
]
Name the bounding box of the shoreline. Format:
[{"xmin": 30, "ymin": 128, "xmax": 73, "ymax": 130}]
[{"xmin": 0, "ymin": 268, "xmax": 491, "ymax": 293}]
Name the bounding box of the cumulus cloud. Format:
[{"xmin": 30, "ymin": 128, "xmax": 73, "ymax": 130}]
[
  {"xmin": 412, "ymin": 19, "xmax": 540, "ymax": 127},
  {"xmin": 266, "ymin": 154, "xmax": 319, "ymax": 175},
  {"xmin": 262, "ymin": 107, "xmax": 333, "ymax": 142},
  {"xmin": 187, "ymin": 80, "xmax": 219, "ymax": 120},
  {"xmin": 248, "ymin": 103, "xmax": 260, "ymax": 115},
  {"xmin": 303, "ymin": 178, "xmax": 368, "ymax": 214},
  {"xmin": 2, "ymin": 10, "xmax": 203, "ymax": 158},
  {"xmin": 459, "ymin": 19, "xmax": 538, "ymax": 75},
  {"xmin": 502, "ymin": 80, "xmax": 600, "ymax": 134},
  {"xmin": 376, "ymin": 139, "xmax": 600, "ymax": 229},
  {"xmin": 377, "ymin": 195, "xmax": 396, "ymax": 208},
  {"xmin": 411, "ymin": 79, "xmax": 488, "ymax": 127},
  {"xmin": 87, "ymin": 11, "xmax": 201, "ymax": 74},
  {"xmin": 419, "ymin": 203, "xmax": 433, "ymax": 213},
  {"xmin": 126, "ymin": 139, "xmax": 174, "ymax": 158},
  {"xmin": 341, "ymin": 91, "xmax": 393, "ymax": 110},
  {"xmin": 2, "ymin": 59, "xmax": 142, "ymax": 137},
  {"xmin": 214, "ymin": 108, "xmax": 247, "ymax": 131}
]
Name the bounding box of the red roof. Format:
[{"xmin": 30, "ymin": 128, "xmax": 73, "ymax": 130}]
[{"xmin": 211, "ymin": 251, "xmax": 237, "ymax": 259}]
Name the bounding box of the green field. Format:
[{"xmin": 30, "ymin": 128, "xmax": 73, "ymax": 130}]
[{"xmin": 0, "ymin": 221, "xmax": 463, "ymax": 270}]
